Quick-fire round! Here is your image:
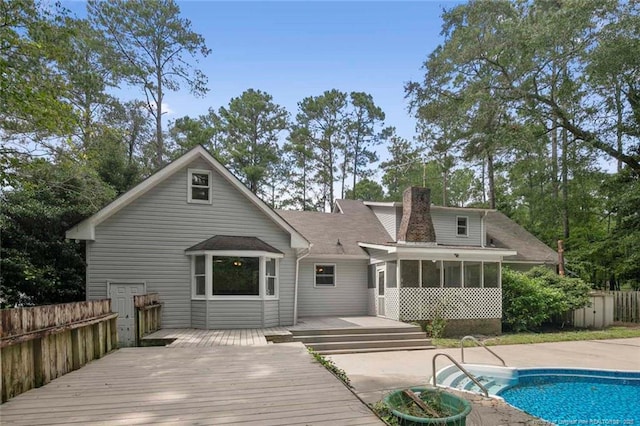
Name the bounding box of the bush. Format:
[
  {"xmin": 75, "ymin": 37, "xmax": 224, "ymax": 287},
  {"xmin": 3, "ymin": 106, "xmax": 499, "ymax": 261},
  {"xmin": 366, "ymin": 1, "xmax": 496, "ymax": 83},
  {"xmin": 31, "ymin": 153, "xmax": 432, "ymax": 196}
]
[
  {"xmin": 502, "ymin": 268, "xmax": 568, "ymax": 332},
  {"xmin": 525, "ymin": 266, "xmax": 592, "ymax": 311}
]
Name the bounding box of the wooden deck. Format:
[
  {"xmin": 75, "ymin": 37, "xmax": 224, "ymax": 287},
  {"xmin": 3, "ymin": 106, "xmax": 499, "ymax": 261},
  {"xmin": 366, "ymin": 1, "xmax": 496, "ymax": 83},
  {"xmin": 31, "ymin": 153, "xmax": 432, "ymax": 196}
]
[
  {"xmin": 143, "ymin": 327, "xmax": 288, "ymax": 347},
  {"xmin": 1, "ymin": 344, "xmax": 382, "ymax": 425},
  {"xmin": 142, "ymin": 317, "xmax": 413, "ymax": 348}
]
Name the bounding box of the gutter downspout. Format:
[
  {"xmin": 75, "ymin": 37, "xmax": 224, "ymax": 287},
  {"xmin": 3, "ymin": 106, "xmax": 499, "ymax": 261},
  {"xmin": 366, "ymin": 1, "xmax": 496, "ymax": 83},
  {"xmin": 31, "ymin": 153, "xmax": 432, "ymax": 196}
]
[{"xmin": 293, "ymin": 246, "xmax": 312, "ymax": 326}]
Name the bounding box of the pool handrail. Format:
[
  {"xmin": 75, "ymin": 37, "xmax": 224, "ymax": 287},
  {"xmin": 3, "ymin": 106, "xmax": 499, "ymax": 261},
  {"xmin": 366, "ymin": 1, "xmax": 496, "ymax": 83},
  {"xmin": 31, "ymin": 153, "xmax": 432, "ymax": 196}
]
[
  {"xmin": 432, "ymin": 352, "xmax": 489, "ymax": 397},
  {"xmin": 460, "ymin": 335, "xmax": 507, "ymax": 367}
]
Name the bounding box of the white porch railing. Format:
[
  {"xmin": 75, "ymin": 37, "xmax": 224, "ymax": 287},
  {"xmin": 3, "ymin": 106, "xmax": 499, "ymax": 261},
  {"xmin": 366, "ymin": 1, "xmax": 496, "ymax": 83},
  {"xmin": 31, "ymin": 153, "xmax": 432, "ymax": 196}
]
[{"xmin": 399, "ymin": 288, "xmax": 502, "ymax": 321}]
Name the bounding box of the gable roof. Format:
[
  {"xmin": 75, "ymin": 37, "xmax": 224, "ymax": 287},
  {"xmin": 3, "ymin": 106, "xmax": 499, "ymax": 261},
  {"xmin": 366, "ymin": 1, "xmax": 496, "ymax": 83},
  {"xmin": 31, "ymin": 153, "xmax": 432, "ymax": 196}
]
[
  {"xmin": 485, "ymin": 211, "xmax": 558, "ymax": 264},
  {"xmin": 277, "ymin": 199, "xmax": 392, "ymax": 259},
  {"xmin": 65, "ymin": 145, "xmax": 308, "ymax": 249},
  {"xmin": 185, "ymin": 235, "xmax": 283, "ymax": 254},
  {"xmin": 281, "ymin": 199, "xmax": 557, "ymax": 264}
]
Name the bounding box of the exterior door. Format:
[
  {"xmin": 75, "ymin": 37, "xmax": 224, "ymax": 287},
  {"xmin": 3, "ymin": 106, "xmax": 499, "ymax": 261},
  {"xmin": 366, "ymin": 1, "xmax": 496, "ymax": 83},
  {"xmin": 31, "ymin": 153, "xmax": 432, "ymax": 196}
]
[
  {"xmin": 108, "ymin": 282, "xmax": 145, "ymax": 347},
  {"xmin": 376, "ymin": 266, "xmax": 385, "ymax": 316}
]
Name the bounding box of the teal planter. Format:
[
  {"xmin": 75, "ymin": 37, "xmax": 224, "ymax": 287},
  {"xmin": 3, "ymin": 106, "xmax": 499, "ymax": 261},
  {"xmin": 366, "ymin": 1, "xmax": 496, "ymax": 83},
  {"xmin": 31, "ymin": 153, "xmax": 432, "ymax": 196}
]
[{"xmin": 384, "ymin": 387, "xmax": 472, "ymax": 426}]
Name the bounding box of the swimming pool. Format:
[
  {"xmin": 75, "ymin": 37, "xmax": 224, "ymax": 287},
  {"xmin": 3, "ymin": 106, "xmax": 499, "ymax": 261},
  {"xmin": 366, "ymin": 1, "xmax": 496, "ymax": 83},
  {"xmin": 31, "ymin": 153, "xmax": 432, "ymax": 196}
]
[{"xmin": 498, "ymin": 368, "xmax": 640, "ymax": 425}]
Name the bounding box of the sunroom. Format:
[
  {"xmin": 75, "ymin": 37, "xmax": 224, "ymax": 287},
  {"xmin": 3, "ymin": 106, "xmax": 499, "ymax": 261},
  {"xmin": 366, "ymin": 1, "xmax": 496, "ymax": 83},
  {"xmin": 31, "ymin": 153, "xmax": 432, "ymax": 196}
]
[{"xmin": 360, "ymin": 243, "xmax": 517, "ymax": 334}]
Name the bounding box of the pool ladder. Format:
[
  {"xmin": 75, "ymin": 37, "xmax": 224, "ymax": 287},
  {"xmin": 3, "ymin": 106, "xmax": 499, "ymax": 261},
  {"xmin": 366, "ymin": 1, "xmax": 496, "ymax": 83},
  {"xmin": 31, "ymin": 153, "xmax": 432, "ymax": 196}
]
[
  {"xmin": 431, "ymin": 335, "xmax": 508, "ymax": 397},
  {"xmin": 460, "ymin": 335, "xmax": 507, "ymax": 367}
]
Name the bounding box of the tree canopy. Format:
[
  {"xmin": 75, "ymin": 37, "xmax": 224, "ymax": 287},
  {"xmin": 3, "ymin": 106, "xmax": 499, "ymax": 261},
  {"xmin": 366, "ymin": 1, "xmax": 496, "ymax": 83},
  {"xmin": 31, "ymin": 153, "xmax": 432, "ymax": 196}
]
[{"xmin": 2, "ymin": 0, "xmax": 639, "ymax": 306}]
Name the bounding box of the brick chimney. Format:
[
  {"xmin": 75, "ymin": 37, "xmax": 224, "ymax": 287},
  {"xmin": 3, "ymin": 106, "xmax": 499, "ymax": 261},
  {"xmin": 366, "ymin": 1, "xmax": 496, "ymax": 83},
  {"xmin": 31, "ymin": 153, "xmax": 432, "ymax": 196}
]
[{"xmin": 397, "ymin": 187, "xmax": 437, "ymax": 244}]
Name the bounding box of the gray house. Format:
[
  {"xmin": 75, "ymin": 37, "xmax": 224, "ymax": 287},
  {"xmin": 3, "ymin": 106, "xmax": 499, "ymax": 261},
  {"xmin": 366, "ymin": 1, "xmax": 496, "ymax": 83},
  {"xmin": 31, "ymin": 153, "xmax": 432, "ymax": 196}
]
[{"xmin": 67, "ymin": 146, "xmax": 557, "ymax": 343}]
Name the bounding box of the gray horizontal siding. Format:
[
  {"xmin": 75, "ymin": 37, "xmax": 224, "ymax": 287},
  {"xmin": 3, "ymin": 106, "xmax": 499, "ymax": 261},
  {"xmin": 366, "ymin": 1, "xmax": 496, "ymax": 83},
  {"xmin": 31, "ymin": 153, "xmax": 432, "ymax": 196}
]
[
  {"xmin": 431, "ymin": 210, "xmax": 482, "ymax": 246},
  {"xmin": 264, "ymin": 300, "xmax": 279, "ymax": 327},
  {"xmin": 88, "ymin": 157, "xmax": 295, "ymax": 328},
  {"xmin": 370, "ymin": 206, "xmax": 396, "ymax": 240},
  {"xmin": 389, "ymin": 206, "xmax": 483, "ymax": 246},
  {"xmin": 297, "ymin": 259, "xmax": 369, "ymax": 317},
  {"xmin": 191, "ymin": 300, "xmax": 206, "ymax": 329},
  {"xmin": 207, "ymin": 300, "xmax": 263, "ymax": 329}
]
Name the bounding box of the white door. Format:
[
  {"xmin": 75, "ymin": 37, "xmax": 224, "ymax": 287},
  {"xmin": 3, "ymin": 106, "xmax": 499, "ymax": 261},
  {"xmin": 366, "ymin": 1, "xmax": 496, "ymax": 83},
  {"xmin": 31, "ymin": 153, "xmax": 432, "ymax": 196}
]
[
  {"xmin": 108, "ymin": 282, "xmax": 145, "ymax": 347},
  {"xmin": 376, "ymin": 266, "xmax": 385, "ymax": 317}
]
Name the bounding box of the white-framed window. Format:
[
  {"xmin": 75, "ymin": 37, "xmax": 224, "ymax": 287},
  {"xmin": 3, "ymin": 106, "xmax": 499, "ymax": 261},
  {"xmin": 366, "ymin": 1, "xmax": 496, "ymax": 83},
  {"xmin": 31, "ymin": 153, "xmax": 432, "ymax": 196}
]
[
  {"xmin": 212, "ymin": 256, "xmax": 260, "ymax": 296},
  {"xmin": 188, "ymin": 169, "xmax": 212, "ymax": 204},
  {"xmin": 314, "ymin": 264, "xmax": 336, "ymax": 287},
  {"xmin": 190, "ymin": 252, "xmax": 282, "ymax": 299},
  {"xmin": 456, "ymin": 216, "xmax": 468, "ymax": 237},
  {"xmin": 265, "ymin": 257, "xmax": 278, "ymax": 297},
  {"xmin": 192, "ymin": 255, "xmax": 206, "ymax": 298}
]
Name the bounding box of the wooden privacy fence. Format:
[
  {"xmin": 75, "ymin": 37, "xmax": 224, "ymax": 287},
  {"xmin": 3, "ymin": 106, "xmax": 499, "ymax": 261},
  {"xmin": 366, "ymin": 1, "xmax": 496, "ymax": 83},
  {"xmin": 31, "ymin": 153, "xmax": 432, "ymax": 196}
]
[
  {"xmin": 0, "ymin": 300, "xmax": 117, "ymax": 403},
  {"xmin": 608, "ymin": 291, "xmax": 640, "ymax": 323},
  {"xmin": 134, "ymin": 293, "xmax": 162, "ymax": 345}
]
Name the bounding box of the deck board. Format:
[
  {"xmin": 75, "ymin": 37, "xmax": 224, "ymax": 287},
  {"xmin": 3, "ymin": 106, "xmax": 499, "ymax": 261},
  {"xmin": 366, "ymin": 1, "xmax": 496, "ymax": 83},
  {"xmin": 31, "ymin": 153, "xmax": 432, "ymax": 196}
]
[{"xmin": 1, "ymin": 344, "xmax": 381, "ymax": 425}]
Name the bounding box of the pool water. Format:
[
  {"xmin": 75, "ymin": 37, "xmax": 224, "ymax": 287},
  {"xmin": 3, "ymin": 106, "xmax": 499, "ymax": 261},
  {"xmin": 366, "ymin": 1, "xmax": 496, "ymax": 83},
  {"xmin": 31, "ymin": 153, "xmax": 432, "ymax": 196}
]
[{"xmin": 499, "ymin": 369, "xmax": 640, "ymax": 425}]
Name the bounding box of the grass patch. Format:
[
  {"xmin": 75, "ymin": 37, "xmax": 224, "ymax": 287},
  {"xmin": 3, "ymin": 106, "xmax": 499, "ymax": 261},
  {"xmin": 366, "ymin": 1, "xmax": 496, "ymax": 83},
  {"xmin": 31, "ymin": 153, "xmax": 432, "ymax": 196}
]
[
  {"xmin": 434, "ymin": 325, "xmax": 640, "ymax": 348},
  {"xmin": 370, "ymin": 401, "xmax": 401, "ymax": 426},
  {"xmin": 308, "ymin": 348, "xmax": 352, "ymax": 387}
]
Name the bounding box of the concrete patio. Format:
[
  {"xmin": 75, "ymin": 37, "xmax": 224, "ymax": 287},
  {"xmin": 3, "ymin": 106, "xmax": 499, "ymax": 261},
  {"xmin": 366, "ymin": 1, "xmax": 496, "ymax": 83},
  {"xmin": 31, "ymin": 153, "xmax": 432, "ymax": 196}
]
[{"xmin": 328, "ymin": 337, "xmax": 640, "ymax": 425}]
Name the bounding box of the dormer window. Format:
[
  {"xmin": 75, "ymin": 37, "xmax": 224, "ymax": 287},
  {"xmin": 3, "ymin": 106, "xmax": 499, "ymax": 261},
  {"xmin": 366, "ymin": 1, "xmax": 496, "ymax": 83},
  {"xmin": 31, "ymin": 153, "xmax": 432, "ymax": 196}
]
[
  {"xmin": 456, "ymin": 216, "xmax": 468, "ymax": 237},
  {"xmin": 188, "ymin": 169, "xmax": 212, "ymax": 203}
]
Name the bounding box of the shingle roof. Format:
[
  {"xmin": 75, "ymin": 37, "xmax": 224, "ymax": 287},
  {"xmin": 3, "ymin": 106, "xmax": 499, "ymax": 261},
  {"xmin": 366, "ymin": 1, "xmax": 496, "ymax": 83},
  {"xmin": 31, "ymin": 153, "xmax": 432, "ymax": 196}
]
[
  {"xmin": 485, "ymin": 211, "xmax": 558, "ymax": 264},
  {"xmin": 277, "ymin": 200, "xmax": 392, "ymax": 257},
  {"xmin": 185, "ymin": 235, "xmax": 283, "ymax": 254}
]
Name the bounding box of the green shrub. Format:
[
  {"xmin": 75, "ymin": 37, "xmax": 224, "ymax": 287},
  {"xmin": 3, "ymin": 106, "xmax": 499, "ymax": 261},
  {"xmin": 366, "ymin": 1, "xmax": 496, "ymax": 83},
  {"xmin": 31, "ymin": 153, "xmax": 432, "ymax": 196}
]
[
  {"xmin": 502, "ymin": 268, "xmax": 568, "ymax": 332},
  {"xmin": 525, "ymin": 266, "xmax": 591, "ymax": 311}
]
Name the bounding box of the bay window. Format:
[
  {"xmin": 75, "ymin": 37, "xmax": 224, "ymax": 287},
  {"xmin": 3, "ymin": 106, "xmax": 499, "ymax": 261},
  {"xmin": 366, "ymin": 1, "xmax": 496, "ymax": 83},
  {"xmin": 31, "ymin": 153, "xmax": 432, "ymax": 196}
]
[
  {"xmin": 194, "ymin": 255, "xmax": 206, "ymax": 296},
  {"xmin": 212, "ymin": 256, "xmax": 259, "ymax": 296},
  {"xmin": 191, "ymin": 252, "xmax": 281, "ymax": 299}
]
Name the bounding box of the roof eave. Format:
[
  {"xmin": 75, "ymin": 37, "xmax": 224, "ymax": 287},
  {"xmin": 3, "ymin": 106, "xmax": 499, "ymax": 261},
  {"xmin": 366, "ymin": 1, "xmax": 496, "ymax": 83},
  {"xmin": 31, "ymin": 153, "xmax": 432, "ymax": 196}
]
[
  {"xmin": 66, "ymin": 223, "xmax": 95, "ymax": 241},
  {"xmin": 358, "ymin": 242, "xmax": 517, "ymax": 257}
]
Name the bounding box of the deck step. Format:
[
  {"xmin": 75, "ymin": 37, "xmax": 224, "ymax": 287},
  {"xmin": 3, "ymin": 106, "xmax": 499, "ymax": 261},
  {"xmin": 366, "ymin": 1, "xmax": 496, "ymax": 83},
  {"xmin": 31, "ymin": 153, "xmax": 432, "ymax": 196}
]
[
  {"xmin": 293, "ymin": 331, "xmax": 428, "ymax": 343},
  {"xmin": 319, "ymin": 345, "xmax": 436, "ymax": 355},
  {"xmin": 290, "ymin": 326, "xmax": 421, "ymax": 336},
  {"xmin": 287, "ymin": 324, "xmax": 432, "ymax": 354},
  {"xmin": 306, "ymin": 338, "xmax": 433, "ymax": 352}
]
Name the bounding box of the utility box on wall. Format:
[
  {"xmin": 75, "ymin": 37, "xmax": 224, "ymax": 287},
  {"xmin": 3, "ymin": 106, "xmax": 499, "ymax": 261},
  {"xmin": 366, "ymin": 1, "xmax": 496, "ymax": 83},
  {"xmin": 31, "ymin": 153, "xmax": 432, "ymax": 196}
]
[{"xmin": 573, "ymin": 293, "xmax": 614, "ymax": 329}]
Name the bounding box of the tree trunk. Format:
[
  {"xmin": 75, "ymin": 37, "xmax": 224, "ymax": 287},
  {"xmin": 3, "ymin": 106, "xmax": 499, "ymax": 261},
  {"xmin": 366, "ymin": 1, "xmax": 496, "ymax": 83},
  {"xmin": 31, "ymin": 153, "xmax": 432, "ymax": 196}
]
[
  {"xmin": 340, "ymin": 157, "xmax": 347, "ymax": 200},
  {"xmin": 442, "ymin": 168, "xmax": 447, "ymax": 206},
  {"xmin": 487, "ymin": 152, "xmax": 496, "ymax": 209},
  {"xmin": 561, "ymin": 128, "xmax": 569, "ymax": 240},
  {"xmin": 551, "ymin": 121, "xmax": 559, "ymax": 199},
  {"xmin": 155, "ymin": 70, "xmax": 163, "ymax": 169},
  {"xmin": 352, "ymin": 149, "xmax": 359, "ymax": 199},
  {"xmin": 302, "ymin": 154, "xmax": 307, "ymax": 211},
  {"xmin": 328, "ymin": 143, "xmax": 334, "ymax": 210},
  {"xmin": 481, "ymin": 159, "xmax": 486, "ymax": 205},
  {"xmin": 615, "ymin": 82, "xmax": 623, "ymax": 173}
]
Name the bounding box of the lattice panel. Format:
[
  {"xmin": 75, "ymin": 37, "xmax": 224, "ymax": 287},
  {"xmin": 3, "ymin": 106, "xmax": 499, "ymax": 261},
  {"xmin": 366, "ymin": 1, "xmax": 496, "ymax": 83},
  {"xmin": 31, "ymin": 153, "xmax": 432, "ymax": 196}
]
[
  {"xmin": 399, "ymin": 288, "xmax": 502, "ymax": 321},
  {"xmin": 385, "ymin": 287, "xmax": 400, "ymax": 320},
  {"xmin": 367, "ymin": 289, "xmax": 377, "ymax": 316}
]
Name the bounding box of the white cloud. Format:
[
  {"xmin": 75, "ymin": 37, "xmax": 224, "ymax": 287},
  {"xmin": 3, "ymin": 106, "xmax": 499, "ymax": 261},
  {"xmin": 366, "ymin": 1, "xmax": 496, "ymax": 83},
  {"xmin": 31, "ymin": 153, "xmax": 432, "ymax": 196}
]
[{"xmin": 148, "ymin": 102, "xmax": 175, "ymax": 115}]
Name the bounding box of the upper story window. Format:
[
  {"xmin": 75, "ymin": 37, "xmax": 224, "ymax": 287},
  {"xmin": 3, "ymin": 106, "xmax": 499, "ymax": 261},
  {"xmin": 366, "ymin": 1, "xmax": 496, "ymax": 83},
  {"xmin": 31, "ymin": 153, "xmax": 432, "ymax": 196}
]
[
  {"xmin": 188, "ymin": 169, "xmax": 212, "ymax": 204},
  {"xmin": 456, "ymin": 216, "xmax": 468, "ymax": 237},
  {"xmin": 315, "ymin": 264, "xmax": 336, "ymax": 287}
]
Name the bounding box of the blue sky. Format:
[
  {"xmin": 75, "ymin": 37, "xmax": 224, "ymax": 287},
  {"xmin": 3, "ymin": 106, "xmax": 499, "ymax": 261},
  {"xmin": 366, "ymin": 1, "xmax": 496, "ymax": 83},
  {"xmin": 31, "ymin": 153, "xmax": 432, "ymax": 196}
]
[{"xmin": 66, "ymin": 1, "xmax": 464, "ymax": 163}]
